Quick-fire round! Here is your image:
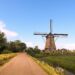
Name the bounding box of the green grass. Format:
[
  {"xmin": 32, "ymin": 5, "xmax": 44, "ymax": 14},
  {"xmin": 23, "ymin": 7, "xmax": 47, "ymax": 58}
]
[
  {"xmin": 39, "ymin": 56, "xmax": 75, "ymax": 74},
  {"xmin": 32, "ymin": 57, "xmax": 64, "ymax": 75},
  {"xmin": 26, "ymin": 49, "xmax": 75, "ymax": 74}
]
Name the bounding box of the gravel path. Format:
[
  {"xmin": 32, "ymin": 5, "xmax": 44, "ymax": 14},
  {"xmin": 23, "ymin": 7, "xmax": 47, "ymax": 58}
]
[{"xmin": 0, "ymin": 53, "xmax": 48, "ymax": 75}]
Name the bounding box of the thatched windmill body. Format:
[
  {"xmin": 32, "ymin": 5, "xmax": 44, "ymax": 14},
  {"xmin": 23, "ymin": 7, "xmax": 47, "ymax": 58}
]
[{"xmin": 34, "ymin": 20, "xmax": 68, "ymax": 51}]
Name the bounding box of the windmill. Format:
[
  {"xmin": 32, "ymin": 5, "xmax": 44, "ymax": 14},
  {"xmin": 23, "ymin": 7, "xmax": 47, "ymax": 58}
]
[{"xmin": 34, "ymin": 19, "xmax": 68, "ymax": 51}]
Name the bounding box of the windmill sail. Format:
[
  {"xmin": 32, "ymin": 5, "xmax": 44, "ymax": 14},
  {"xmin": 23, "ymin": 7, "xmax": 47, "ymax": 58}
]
[
  {"xmin": 34, "ymin": 19, "xmax": 68, "ymax": 51},
  {"xmin": 50, "ymin": 19, "xmax": 52, "ymax": 34}
]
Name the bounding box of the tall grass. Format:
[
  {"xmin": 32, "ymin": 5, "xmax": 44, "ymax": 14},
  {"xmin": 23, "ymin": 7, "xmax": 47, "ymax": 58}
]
[
  {"xmin": 32, "ymin": 57, "xmax": 64, "ymax": 75},
  {"xmin": 40, "ymin": 56, "xmax": 75, "ymax": 74},
  {"xmin": 0, "ymin": 53, "xmax": 16, "ymax": 66}
]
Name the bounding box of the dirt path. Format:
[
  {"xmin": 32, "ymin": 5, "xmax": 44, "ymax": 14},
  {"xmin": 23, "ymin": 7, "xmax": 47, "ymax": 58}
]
[{"xmin": 0, "ymin": 53, "xmax": 48, "ymax": 75}]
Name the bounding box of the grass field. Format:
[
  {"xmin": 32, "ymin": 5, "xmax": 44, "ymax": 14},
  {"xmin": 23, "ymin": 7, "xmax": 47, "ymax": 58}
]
[
  {"xmin": 0, "ymin": 53, "xmax": 17, "ymax": 66},
  {"xmin": 26, "ymin": 49, "xmax": 75, "ymax": 74},
  {"xmin": 32, "ymin": 57, "xmax": 64, "ymax": 75},
  {"xmin": 38, "ymin": 56, "xmax": 75, "ymax": 74}
]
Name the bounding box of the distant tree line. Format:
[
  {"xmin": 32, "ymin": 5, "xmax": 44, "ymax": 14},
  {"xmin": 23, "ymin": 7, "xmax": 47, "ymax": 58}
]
[
  {"xmin": 0, "ymin": 31, "xmax": 26, "ymax": 54},
  {"xmin": 0, "ymin": 31, "xmax": 42, "ymax": 54}
]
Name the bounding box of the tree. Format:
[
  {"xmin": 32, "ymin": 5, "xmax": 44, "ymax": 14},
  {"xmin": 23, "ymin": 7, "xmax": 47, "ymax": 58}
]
[
  {"xmin": 26, "ymin": 47, "xmax": 34, "ymax": 56},
  {"xmin": 8, "ymin": 40, "xmax": 27, "ymax": 52},
  {"xmin": 0, "ymin": 32, "xmax": 7, "ymax": 53},
  {"xmin": 14, "ymin": 40, "xmax": 26, "ymax": 52},
  {"xmin": 8, "ymin": 41, "xmax": 17, "ymax": 52},
  {"xmin": 34, "ymin": 46, "xmax": 41, "ymax": 53},
  {"xmin": 19, "ymin": 43, "xmax": 26, "ymax": 51}
]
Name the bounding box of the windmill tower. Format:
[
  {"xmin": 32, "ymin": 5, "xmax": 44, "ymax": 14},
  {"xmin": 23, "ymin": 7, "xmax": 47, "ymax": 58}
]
[{"xmin": 34, "ymin": 20, "xmax": 68, "ymax": 51}]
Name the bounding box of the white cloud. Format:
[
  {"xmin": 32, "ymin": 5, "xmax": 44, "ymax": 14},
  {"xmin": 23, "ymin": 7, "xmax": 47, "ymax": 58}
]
[{"xmin": 0, "ymin": 21, "xmax": 18, "ymax": 38}]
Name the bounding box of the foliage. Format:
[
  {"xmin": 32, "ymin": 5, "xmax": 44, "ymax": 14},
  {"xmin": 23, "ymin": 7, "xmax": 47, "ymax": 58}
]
[
  {"xmin": 43, "ymin": 49, "xmax": 75, "ymax": 56},
  {"xmin": 0, "ymin": 31, "xmax": 27, "ymax": 53},
  {"xmin": 0, "ymin": 32, "xmax": 7, "ymax": 53},
  {"xmin": 1, "ymin": 49, "xmax": 12, "ymax": 54},
  {"xmin": 26, "ymin": 46, "xmax": 41, "ymax": 56},
  {"xmin": 8, "ymin": 40, "xmax": 26, "ymax": 52}
]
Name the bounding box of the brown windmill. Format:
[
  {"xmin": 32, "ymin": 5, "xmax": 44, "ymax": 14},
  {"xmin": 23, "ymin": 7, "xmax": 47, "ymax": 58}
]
[{"xmin": 34, "ymin": 20, "xmax": 68, "ymax": 51}]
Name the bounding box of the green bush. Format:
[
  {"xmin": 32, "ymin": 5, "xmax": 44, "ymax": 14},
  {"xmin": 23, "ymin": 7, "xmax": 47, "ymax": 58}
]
[{"xmin": 1, "ymin": 49, "xmax": 12, "ymax": 54}]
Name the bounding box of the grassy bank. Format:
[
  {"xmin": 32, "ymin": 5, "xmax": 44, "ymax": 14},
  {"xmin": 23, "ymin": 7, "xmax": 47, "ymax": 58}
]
[
  {"xmin": 38, "ymin": 56, "xmax": 75, "ymax": 74},
  {"xmin": 26, "ymin": 49, "xmax": 75, "ymax": 74},
  {"xmin": 0, "ymin": 53, "xmax": 17, "ymax": 66},
  {"xmin": 32, "ymin": 57, "xmax": 64, "ymax": 75}
]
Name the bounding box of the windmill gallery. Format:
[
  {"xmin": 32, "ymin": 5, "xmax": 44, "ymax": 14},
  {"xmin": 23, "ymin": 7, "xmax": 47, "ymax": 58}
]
[{"xmin": 34, "ymin": 20, "xmax": 68, "ymax": 51}]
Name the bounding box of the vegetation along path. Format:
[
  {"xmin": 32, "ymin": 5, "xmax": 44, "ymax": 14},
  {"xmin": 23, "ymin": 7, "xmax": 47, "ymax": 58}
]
[{"xmin": 0, "ymin": 53, "xmax": 48, "ymax": 75}]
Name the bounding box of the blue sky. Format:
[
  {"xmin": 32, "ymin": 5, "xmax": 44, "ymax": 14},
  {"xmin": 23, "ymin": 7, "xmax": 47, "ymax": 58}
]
[{"xmin": 0, "ymin": 0, "xmax": 75, "ymax": 49}]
